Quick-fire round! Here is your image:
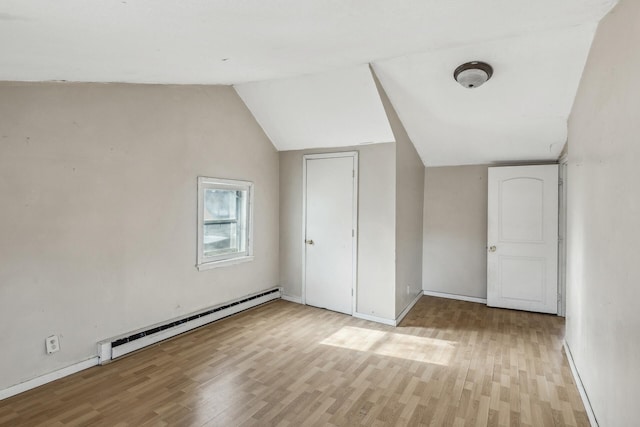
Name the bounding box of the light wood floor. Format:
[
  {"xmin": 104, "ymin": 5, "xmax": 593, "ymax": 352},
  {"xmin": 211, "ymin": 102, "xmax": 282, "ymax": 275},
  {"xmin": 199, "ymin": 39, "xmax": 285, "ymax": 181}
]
[{"xmin": 0, "ymin": 297, "xmax": 588, "ymax": 426}]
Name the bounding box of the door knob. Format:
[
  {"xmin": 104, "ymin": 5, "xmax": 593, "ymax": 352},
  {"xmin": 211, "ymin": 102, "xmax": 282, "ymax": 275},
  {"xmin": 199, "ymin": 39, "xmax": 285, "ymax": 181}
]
[
  {"xmin": 305, "ymin": 239, "xmax": 314, "ymax": 245},
  {"xmin": 488, "ymin": 245, "xmax": 497, "ymax": 252}
]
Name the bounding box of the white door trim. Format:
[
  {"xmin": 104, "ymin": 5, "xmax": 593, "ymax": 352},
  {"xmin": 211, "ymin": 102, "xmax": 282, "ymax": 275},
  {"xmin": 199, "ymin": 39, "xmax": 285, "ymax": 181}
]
[
  {"xmin": 557, "ymin": 156, "xmax": 568, "ymax": 317},
  {"xmin": 302, "ymin": 151, "xmax": 359, "ymax": 315}
]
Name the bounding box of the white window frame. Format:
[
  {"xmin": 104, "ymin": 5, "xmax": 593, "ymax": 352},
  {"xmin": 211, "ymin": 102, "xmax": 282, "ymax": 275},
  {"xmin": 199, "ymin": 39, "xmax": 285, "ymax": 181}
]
[{"xmin": 197, "ymin": 177, "xmax": 254, "ymax": 271}]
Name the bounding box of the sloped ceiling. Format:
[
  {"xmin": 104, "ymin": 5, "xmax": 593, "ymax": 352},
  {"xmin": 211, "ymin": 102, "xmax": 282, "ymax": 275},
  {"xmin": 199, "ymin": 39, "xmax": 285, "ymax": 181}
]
[
  {"xmin": 235, "ymin": 65, "xmax": 393, "ymax": 151},
  {"xmin": 373, "ymin": 24, "xmax": 598, "ymax": 166},
  {"xmin": 0, "ymin": 0, "xmax": 618, "ymax": 165}
]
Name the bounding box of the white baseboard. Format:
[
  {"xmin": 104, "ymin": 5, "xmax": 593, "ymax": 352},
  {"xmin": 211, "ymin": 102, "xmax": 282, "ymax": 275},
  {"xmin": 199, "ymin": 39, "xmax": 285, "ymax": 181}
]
[
  {"xmin": 423, "ymin": 290, "xmax": 487, "ymax": 304},
  {"xmin": 0, "ymin": 357, "xmax": 99, "ymax": 401},
  {"xmin": 281, "ymin": 294, "xmax": 302, "ymax": 304},
  {"xmin": 395, "ymin": 292, "xmax": 422, "ymax": 325},
  {"xmin": 563, "ymin": 340, "xmax": 598, "ymax": 427},
  {"xmin": 353, "ymin": 312, "xmax": 396, "ymax": 326}
]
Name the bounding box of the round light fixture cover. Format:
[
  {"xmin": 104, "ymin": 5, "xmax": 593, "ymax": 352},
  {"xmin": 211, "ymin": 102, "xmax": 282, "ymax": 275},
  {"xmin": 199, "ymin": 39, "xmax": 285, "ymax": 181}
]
[{"xmin": 454, "ymin": 61, "xmax": 493, "ymax": 89}]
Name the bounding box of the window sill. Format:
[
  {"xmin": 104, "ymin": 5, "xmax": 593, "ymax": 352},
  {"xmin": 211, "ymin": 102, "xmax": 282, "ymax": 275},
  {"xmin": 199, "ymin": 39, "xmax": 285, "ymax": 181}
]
[{"xmin": 196, "ymin": 255, "xmax": 254, "ymax": 271}]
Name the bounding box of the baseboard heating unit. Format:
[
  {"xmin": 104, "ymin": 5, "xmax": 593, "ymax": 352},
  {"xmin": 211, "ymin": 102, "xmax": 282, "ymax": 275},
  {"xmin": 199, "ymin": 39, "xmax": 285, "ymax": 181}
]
[{"xmin": 97, "ymin": 287, "xmax": 281, "ymax": 364}]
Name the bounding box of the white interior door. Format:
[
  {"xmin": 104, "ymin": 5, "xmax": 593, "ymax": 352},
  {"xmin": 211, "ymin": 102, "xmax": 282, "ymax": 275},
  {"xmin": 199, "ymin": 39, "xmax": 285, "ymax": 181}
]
[
  {"xmin": 304, "ymin": 153, "xmax": 357, "ymax": 315},
  {"xmin": 487, "ymin": 165, "xmax": 558, "ymax": 314}
]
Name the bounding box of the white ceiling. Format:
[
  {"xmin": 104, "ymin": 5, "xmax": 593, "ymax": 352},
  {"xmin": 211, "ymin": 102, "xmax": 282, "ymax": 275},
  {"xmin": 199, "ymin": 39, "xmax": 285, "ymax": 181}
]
[
  {"xmin": 373, "ymin": 24, "xmax": 598, "ymax": 166},
  {"xmin": 0, "ymin": 0, "xmax": 618, "ymax": 165},
  {"xmin": 235, "ymin": 65, "xmax": 393, "ymax": 151},
  {"xmin": 0, "ymin": 0, "xmax": 616, "ymax": 84}
]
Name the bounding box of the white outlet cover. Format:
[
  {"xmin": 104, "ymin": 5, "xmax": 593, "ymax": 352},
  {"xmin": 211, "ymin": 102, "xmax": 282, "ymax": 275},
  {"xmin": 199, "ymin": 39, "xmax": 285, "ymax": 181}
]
[{"xmin": 46, "ymin": 335, "xmax": 60, "ymax": 354}]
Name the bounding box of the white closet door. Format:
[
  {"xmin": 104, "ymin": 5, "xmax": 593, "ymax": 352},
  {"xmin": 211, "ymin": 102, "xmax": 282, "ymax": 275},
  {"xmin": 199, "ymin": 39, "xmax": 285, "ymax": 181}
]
[{"xmin": 487, "ymin": 165, "xmax": 558, "ymax": 314}]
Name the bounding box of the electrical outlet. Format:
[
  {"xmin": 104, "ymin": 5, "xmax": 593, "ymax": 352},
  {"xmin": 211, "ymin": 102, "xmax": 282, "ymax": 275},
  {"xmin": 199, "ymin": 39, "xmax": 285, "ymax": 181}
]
[
  {"xmin": 407, "ymin": 284, "xmax": 410, "ymax": 295},
  {"xmin": 46, "ymin": 335, "xmax": 60, "ymax": 354}
]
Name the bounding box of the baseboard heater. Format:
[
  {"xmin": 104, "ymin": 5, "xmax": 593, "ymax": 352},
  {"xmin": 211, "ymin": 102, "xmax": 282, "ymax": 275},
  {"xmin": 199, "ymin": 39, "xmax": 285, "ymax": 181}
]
[{"xmin": 97, "ymin": 287, "xmax": 281, "ymax": 364}]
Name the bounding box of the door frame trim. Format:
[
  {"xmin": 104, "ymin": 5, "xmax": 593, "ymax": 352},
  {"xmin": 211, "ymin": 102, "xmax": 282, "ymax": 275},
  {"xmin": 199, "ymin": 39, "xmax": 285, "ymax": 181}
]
[
  {"xmin": 302, "ymin": 151, "xmax": 359, "ymax": 315},
  {"xmin": 558, "ymin": 154, "xmax": 568, "ymax": 317}
]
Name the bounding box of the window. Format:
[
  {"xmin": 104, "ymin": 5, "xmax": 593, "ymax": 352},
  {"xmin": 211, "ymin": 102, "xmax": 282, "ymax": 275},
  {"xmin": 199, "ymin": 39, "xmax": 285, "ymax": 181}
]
[{"xmin": 197, "ymin": 177, "xmax": 253, "ymax": 270}]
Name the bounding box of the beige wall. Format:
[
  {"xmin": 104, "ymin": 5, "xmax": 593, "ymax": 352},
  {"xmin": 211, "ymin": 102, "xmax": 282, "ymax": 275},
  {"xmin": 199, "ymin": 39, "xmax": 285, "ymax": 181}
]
[
  {"xmin": 423, "ymin": 165, "xmax": 488, "ymax": 299},
  {"xmin": 0, "ymin": 82, "xmax": 279, "ymax": 390},
  {"xmin": 395, "ymin": 138, "xmax": 425, "ymax": 317},
  {"xmin": 565, "ymin": 1, "xmax": 640, "ymax": 425},
  {"xmin": 373, "ymin": 73, "xmax": 425, "ymax": 317},
  {"xmin": 279, "ymin": 143, "xmax": 397, "ymax": 320}
]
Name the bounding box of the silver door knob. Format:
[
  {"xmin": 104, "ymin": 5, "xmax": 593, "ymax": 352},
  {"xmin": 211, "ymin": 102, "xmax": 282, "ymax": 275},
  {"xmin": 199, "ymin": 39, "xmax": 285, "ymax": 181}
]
[
  {"xmin": 305, "ymin": 239, "xmax": 314, "ymax": 245},
  {"xmin": 488, "ymin": 245, "xmax": 497, "ymax": 252}
]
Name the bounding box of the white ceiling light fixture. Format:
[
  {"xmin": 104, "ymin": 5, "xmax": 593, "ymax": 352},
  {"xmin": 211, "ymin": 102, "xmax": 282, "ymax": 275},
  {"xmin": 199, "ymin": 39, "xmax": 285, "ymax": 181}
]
[{"xmin": 454, "ymin": 61, "xmax": 494, "ymax": 88}]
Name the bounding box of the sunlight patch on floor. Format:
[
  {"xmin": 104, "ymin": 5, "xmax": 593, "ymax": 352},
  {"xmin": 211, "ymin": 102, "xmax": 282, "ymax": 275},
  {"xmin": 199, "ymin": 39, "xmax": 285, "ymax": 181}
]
[{"xmin": 320, "ymin": 326, "xmax": 455, "ymax": 365}]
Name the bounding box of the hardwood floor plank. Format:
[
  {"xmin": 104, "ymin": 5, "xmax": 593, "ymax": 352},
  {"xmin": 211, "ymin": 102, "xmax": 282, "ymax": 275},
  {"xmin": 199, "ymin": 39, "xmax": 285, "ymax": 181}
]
[{"xmin": 0, "ymin": 297, "xmax": 589, "ymax": 426}]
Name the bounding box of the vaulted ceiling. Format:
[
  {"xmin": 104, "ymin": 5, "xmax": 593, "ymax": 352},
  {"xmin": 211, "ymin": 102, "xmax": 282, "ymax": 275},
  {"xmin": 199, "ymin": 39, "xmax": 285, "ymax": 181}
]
[{"xmin": 1, "ymin": 0, "xmax": 618, "ymax": 165}]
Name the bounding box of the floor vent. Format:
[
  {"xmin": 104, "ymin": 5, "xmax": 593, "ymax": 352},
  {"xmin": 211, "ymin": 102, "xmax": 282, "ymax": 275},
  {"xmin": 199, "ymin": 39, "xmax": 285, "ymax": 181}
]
[{"xmin": 98, "ymin": 287, "xmax": 280, "ymax": 363}]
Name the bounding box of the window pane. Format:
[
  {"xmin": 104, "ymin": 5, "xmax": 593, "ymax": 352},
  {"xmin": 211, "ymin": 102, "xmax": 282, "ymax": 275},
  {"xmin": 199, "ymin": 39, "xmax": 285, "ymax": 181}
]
[
  {"xmin": 203, "ymin": 188, "xmax": 247, "ymax": 258},
  {"xmin": 203, "ymin": 222, "xmax": 237, "ymax": 256},
  {"xmin": 204, "ymin": 189, "xmax": 237, "ymax": 221}
]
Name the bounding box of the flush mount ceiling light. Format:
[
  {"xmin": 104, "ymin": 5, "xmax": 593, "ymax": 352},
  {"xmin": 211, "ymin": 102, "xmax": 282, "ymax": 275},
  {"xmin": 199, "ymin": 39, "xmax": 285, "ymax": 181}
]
[{"xmin": 453, "ymin": 61, "xmax": 493, "ymax": 89}]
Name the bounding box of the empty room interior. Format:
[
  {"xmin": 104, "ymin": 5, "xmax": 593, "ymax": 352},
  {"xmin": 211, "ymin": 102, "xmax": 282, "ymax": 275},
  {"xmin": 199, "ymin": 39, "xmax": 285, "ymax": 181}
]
[{"xmin": 1, "ymin": 0, "xmax": 638, "ymax": 426}]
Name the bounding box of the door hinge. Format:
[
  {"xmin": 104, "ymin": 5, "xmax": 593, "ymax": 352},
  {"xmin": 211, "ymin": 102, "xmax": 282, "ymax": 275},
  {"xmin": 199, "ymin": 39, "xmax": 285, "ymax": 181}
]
[
  {"xmin": 351, "ymin": 289, "xmax": 353, "ymax": 296},
  {"xmin": 352, "ymin": 229, "xmax": 355, "ymax": 237},
  {"xmin": 352, "ymin": 169, "xmax": 355, "ymax": 177}
]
